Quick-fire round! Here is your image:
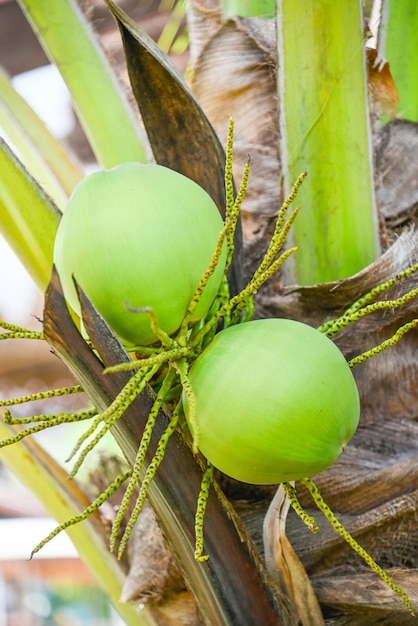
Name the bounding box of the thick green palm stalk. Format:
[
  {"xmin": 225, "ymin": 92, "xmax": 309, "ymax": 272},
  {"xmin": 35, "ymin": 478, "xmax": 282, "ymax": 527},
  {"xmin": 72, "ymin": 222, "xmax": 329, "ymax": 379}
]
[
  {"xmin": 17, "ymin": 0, "xmax": 146, "ymax": 168},
  {"xmin": 277, "ymin": 0, "xmax": 380, "ymax": 285},
  {"xmin": 378, "ymin": 0, "xmax": 418, "ymax": 122}
]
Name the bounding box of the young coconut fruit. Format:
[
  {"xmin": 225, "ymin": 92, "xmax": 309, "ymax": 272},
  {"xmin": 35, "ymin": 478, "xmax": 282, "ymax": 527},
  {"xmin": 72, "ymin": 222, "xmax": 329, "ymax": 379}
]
[
  {"xmin": 54, "ymin": 162, "xmax": 226, "ymax": 346},
  {"xmin": 183, "ymin": 318, "xmax": 360, "ymax": 484}
]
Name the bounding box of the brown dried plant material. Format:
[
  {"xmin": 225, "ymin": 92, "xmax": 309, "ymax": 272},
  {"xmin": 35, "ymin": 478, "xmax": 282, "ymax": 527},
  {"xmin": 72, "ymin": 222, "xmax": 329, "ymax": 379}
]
[
  {"xmin": 366, "ymin": 47, "xmax": 399, "ymax": 127},
  {"xmin": 187, "ymin": 0, "xmax": 223, "ymax": 65},
  {"xmin": 375, "ymin": 119, "xmax": 418, "ymax": 226},
  {"xmin": 122, "ymin": 503, "xmax": 202, "ymax": 626},
  {"xmin": 189, "ymin": 14, "xmax": 280, "ymax": 238},
  {"xmin": 312, "ymin": 570, "xmax": 418, "ymax": 625},
  {"xmin": 263, "ymin": 485, "xmax": 325, "ymax": 626}
]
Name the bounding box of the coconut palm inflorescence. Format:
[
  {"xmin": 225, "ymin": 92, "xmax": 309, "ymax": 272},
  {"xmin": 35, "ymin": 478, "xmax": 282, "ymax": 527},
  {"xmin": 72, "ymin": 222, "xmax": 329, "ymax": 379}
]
[{"xmin": 1, "ymin": 124, "xmax": 415, "ymax": 614}]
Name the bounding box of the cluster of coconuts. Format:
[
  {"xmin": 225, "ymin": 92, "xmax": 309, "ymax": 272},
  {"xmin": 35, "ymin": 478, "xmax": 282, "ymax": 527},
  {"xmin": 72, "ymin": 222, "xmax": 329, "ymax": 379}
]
[{"xmin": 54, "ymin": 162, "xmax": 360, "ymax": 485}]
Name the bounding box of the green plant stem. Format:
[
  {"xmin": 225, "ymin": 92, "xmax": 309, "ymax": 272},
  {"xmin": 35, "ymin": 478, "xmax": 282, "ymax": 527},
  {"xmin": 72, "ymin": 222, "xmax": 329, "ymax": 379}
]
[
  {"xmin": 378, "ymin": 0, "xmax": 418, "ymax": 122},
  {"xmin": 222, "ymin": 0, "xmax": 275, "ymax": 18},
  {"xmin": 157, "ymin": 0, "xmax": 188, "ymax": 53},
  {"xmin": 0, "ymin": 138, "xmax": 61, "ymax": 292},
  {"xmin": 17, "ymin": 0, "xmax": 147, "ymax": 168},
  {"xmin": 276, "ymin": 0, "xmax": 380, "ymax": 285}
]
